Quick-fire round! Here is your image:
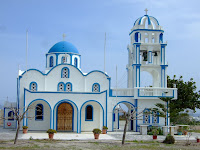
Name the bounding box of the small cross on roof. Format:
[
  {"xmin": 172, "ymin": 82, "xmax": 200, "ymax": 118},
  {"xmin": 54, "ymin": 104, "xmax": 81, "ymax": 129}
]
[
  {"xmin": 63, "ymin": 33, "xmax": 66, "ymax": 41},
  {"xmin": 144, "ymin": 8, "xmax": 148, "ymax": 15}
]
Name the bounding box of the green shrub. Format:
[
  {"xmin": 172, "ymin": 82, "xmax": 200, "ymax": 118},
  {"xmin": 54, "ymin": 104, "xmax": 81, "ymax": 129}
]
[
  {"xmin": 22, "ymin": 126, "xmax": 28, "ymax": 129},
  {"xmin": 163, "ymin": 135, "xmax": 175, "ymax": 144},
  {"xmin": 92, "ymin": 128, "xmax": 101, "ymax": 134},
  {"xmin": 46, "ymin": 129, "xmax": 57, "ymax": 134},
  {"xmin": 103, "ymin": 126, "xmax": 108, "ymax": 129}
]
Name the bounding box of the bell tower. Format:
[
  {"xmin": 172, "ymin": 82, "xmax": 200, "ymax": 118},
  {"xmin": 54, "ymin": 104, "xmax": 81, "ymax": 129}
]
[{"xmin": 127, "ymin": 10, "xmax": 167, "ymax": 88}]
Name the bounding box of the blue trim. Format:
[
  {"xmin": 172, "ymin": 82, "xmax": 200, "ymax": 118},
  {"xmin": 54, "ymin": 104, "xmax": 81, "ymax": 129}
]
[
  {"xmin": 46, "ymin": 54, "xmax": 47, "ymax": 68},
  {"xmin": 70, "ymin": 54, "xmax": 72, "ymax": 65},
  {"xmin": 143, "ymin": 108, "xmax": 150, "ymax": 124},
  {"xmin": 61, "ymin": 67, "xmax": 70, "ymax": 78},
  {"xmin": 35, "ymin": 104, "xmax": 43, "ymax": 121},
  {"xmin": 26, "ymin": 99, "xmax": 52, "ymax": 128},
  {"xmin": 80, "ymin": 100, "xmax": 104, "ymax": 133},
  {"xmin": 53, "ymin": 99, "xmax": 78, "ymax": 132},
  {"xmin": 17, "ymin": 78, "xmax": 19, "ymax": 111},
  {"xmin": 152, "ymin": 110, "xmax": 159, "ymax": 124},
  {"xmin": 113, "ymin": 113, "xmax": 115, "ymax": 121},
  {"xmin": 29, "ymin": 81, "xmax": 37, "ymax": 91},
  {"xmin": 24, "ymin": 88, "xmax": 107, "ymax": 95},
  {"xmin": 20, "ymin": 64, "xmax": 110, "ymax": 78},
  {"xmin": 55, "ymin": 53, "xmax": 59, "ymax": 65},
  {"xmin": 144, "ymin": 15, "xmax": 151, "ymax": 25},
  {"xmin": 56, "ymin": 102, "xmax": 74, "ymax": 131},
  {"xmin": 133, "ymin": 17, "xmax": 140, "ymax": 26},
  {"xmin": 50, "ymin": 56, "xmax": 54, "ymax": 67},
  {"xmin": 117, "ymin": 111, "xmax": 119, "ymax": 129},
  {"xmin": 106, "ymin": 90, "xmax": 108, "ymax": 127},
  {"xmin": 23, "ymin": 88, "xmax": 26, "ymax": 126},
  {"xmin": 112, "ymin": 101, "xmax": 135, "ymax": 131},
  {"xmin": 129, "ymin": 29, "xmax": 164, "ymax": 36},
  {"xmin": 149, "ymin": 16, "xmax": 160, "ymax": 25},
  {"xmin": 135, "ymin": 99, "xmax": 138, "ymax": 132},
  {"xmin": 66, "ymin": 82, "xmax": 72, "ymax": 91},
  {"xmin": 74, "ymin": 57, "xmax": 78, "ymax": 68},
  {"xmin": 92, "ymin": 83, "xmax": 100, "ymax": 92},
  {"xmin": 159, "ymin": 33, "xmax": 163, "ymax": 43},
  {"xmin": 57, "ymin": 82, "xmax": 65, "ymax": 91},
  {"xmin": 85, "ymin": 105, "xmax": 93, "ymax": 121}
]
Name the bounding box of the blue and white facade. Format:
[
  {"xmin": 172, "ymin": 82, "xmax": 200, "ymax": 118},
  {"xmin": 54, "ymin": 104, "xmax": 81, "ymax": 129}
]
[{"xmin": 16, "ymin": 14, "xmax": 177, "ymax": 132}]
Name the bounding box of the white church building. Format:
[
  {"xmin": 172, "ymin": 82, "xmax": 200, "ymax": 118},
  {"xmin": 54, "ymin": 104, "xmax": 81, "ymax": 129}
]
[{"xmin": 6, "ymin": 13, "xmax": 177, "ymax": 132}]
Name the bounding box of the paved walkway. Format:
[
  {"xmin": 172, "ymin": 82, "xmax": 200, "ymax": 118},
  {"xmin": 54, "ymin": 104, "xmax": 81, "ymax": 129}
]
[{"xmin": 0, "ymin": 127, "xmax": 199, "ymax": 141}]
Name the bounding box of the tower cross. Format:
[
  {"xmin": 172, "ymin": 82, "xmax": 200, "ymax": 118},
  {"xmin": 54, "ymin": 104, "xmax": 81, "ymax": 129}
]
[
  {"xmin": 63, "ymin": 33, "xmax": 66, "ymax": 41},
  {"xmin": 144, "ymin": 8, "xmax": 148, "ymax": 15}
]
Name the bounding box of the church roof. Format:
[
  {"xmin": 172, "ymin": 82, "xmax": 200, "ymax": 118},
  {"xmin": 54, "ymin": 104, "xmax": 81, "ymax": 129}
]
[
  {"xmin": 133, "ymin": 15, "xmax": 160, "ymax": 27},
  {"xmin": 48, "ymin": 41, "xmax": 79, "ymax": 54}
]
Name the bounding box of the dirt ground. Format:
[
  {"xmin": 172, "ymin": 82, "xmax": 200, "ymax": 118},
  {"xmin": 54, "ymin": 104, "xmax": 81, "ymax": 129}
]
[{"xmin": 0, "ymin": 139, "xmax": 200, "ymax": 150}]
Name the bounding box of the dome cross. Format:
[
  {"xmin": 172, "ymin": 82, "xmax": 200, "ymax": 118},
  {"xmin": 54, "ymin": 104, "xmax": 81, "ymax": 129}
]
[
  {"xmin": 144, "ymin": 8, "xmax": 148, "ymax": 15},
  {"xmin": 63, "ymin": 33, "xmax": 66, "ymax": 41}
]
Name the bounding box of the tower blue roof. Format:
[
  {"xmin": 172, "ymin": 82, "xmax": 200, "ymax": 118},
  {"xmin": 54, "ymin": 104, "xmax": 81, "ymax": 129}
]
[{"xmin": 48, "ymin": 41, "xmax": 79, "ymax": 54}]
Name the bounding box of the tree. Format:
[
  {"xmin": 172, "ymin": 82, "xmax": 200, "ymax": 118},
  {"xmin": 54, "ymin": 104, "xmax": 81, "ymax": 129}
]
[
  {"xmin": 167, "ymin": 75, "xmax": 200, "ymax": 123},
  {"xmin": 2, "ymin": 105, "xmax": 42, "ymax": 144},
  {"xmin": 117, "ymin": 105, "xmax": 149, "ymax": 145}
]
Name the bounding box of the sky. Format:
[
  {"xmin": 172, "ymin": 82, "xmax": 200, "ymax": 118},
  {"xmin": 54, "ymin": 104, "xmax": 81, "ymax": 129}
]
[{"xmin": 0, "ymin": 0, "xmax": 200, "ymax": 113}]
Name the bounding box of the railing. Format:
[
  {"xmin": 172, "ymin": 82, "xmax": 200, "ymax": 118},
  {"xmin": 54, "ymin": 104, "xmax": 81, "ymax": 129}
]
[
  {"xmin": 111, "ymin": 88, "xmax": 134, "ymax": 97},
  {"xmin": 111, "ymin": 87, "xmax": 177, "ymax": 98},
  {"xmin": 137, "ymin": 87, "xmax": 175, "ymax": 97}
]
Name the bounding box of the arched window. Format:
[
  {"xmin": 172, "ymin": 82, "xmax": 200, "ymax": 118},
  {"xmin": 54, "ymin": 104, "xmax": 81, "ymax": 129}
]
[
  {"xmin": 85, "ymin": 105, "xmax": 93, "ymax": 121},
  {"xmin": 152, "ymin": 110, "xmax": 159, "ymax": 124},
  {"xmin": 8, "ymin": 111, "xmax": 14, "ymax": 120},
  {"xmin": 50, "ymin": 56, "xmax": 54, "ymax": 67},
  {"xmin": 58, "ymin": 82, "xmax": 65, "ymax": 91},
  {"xmin": 92, "ymin": 83, "xmax": 100, "ymax": 92},
  {"xmin": 143, "ymin": 109, "xmax": 150, "ymax": 124},
  {"xmin": 66, "ymin": 82, "xmax": 72, "ymax": 92},
  {"xmin": 61, "ymin": 56, "xmax": 67, "ymax": 64},
  {"xmin": 30, "ymin": 82, "xmax": 37, "ymax": 92},
  {"xmin": 159, "ymin": 33, "xmax": 163, "ymax": 43},
  {"xmin": 74, "ymin": 58, "xmax": 78, "ymax": 68},
  {"xmin": 135, "ymin": 32, "xmax": 140, "ymax": 42},
  {"xmin": 35, "ymin": 104, "xmax": 43, "ymax": 120},
  {"xmin": 61, "ymin": 67, "xmax": 69, "ymax": 78}
]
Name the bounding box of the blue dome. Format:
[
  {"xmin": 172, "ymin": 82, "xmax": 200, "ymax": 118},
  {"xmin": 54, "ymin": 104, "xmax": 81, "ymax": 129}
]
[{"xmin": 48, "ymin": 41, "xmax": 79, "ymax": 54}]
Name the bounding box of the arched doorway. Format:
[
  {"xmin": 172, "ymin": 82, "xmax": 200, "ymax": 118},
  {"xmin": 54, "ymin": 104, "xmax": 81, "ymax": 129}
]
[{"xmin": 57, "ymin": 103, "xmax": 73, "ymax": 131}]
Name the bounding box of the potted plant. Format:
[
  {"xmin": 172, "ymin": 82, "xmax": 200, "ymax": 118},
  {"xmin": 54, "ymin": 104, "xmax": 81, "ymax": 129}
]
[
  {"xmin": 196, "ymin": 136, "xmax": 200, "ymax": 143},
  {"xmin": 177, "ymin": 127, "xmax": 182, "ymax": 135},
  {"xmin": 22, "ymin": 126, "xmax": 28, "ymax": 134},
  {"xmin": 92, "ymin": 128, "xmax": 101, "ymax": 139},
  {"xmin": 152, "ymin": 129, "xmax": 159, "ymax": 140},
  {"xmin": 102, "ymin": 126, "xmax": 108, "ymax": 134},
  {"xmin": 46, "ymin": 129, "xmax": 57, "ymax": 140}
]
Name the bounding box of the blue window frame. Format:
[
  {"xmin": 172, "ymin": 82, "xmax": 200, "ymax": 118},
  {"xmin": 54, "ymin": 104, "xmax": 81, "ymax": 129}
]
[
  {"xmin": 61, "ymin": 67, "xmax": 70, "ymax": 78},
  {"xmin": 92, "ymin": 83, "xmax": 100, "ymax": 92},
  {"xmin": 50, "ymin": 56, "xmax": 54, "ymax": 67},
  {"xmin": 85, "ymin": 105, "xmax": 93, "ymax": 121},
  {"xmin": 74, "ymin": 58, "xmax": 78, "ymax": 68},
  {"xmin": 66, "ymin": 82, "xmax": 72, "ymax": 92},
  {"xmin": 57, "ymin": 82, "xmax": 65, "ymax": 91},
  {"xmin": 29, "ymin": 82, "xmax": 37, "ymax": 92},
  {"xmin": 8, "ymin": 111, "xmax": 14, "ymax": 120},
  {"xmin": 35, "ymin": 104, "xmax": 43, "ymax": 120},
  {"xmin": 143, "ymin": 108, "xmax": 150, "ymax": 124}
]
